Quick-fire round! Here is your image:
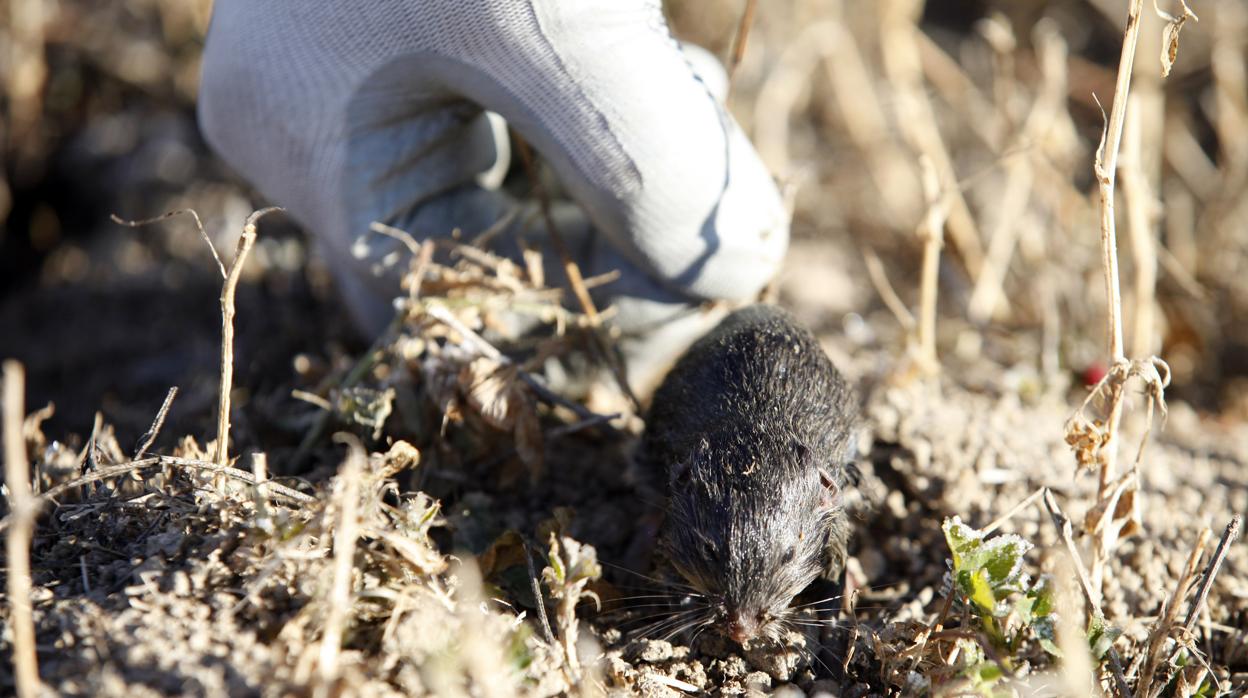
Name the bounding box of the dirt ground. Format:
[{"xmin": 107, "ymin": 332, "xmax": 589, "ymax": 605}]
[{"xmin": 1, "ymin": 1, "xmax": 1246, "ymax": 696}]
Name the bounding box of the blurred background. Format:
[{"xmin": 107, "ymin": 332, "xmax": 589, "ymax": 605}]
[{"xmin": 1, "ymin": 0, "xmax": 1245, "ymax": 439}]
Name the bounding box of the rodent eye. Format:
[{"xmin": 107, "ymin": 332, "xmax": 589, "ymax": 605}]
[{"xmin": 780, "ymin": 547, "xmax": 796, "ymax": 564}]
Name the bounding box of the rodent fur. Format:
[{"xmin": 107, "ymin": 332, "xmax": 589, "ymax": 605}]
[{"xmin": 641, "ymin": 304, "xmax": 857, "ymax": 644}]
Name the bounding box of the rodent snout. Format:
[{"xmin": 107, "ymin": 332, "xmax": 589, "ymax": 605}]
[{"xmin": 724, "ymin": 609, "xmax": 762, "ymax": 645}]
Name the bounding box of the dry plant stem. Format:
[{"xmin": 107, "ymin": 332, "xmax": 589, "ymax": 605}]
[
  {"xmin": 0, "ymin": 454, "xmax": 315, "ymax": 535},
  {"xmin": 916, "ymin": 157, "xmax": 947, "ymax": 374},
  {"xmin": 318, "ymin": 436, "xmax": 365, "ymax": 687},
  {"xmin": 1180, "ymin": 515, "xmax": 1241, "ymax": 636},
  {"xmin": 111, "ymin": 210, "xmax": 224, "ymax": 279},
  {"xmin": 1088, "ymin": 0, "xmax": 1145, "ymax": 601},
  {"xmin": 513, "ymin": 137, "xmax": 640, "ymax": 410},
  {"xmin": 525, "ymin": 542, "xmax": 556, "ymax": 646},
  {"xmin": 825, "ymin": 8, "xmax": 919, "ymax": 227},
  {"xmin": 3, "ymin": 361, "xmax": 41, "ymax": 698},
  {"xmin": 1121, "ymin": 97, "xmax": 1158, "ymax": 357},
  {"xmin": 6, "ymin": 0, "xmax": 47, "ymax": 143},
  {"xmin": 862, "ymin": 247, "xmax": 915, "ymax": 333},
  {"xmin": 513, "ymin": 138, "xmax": 599, "ymax": 325},
  {"xmin": 982, "ymin": 487, "xmax": 1046, "ymax": 535},
  {"xmin": 133, "ymin": 386, "xmax": 178, "ymax": 460},
  {"xmin": 1145, "ymin": 515, "xmax": 1242, "ymax": 698},
  {"xmin": 215, "ymin": 207, "xmax": 284, "ymax": 466},
  {"xmin": 1042, "ymin": 488, "xmax": 1132, "ymax": 698},
  {"xmin": 424, "ymin": 304, "xmax": 614, "ymax": 426},
  {"xmin": 1136, "ymin": 526, "xmax": 1210, "ymax": 694},
  {"xmin": 880, "ymin": 0, "xmax": 985, "ymax": 278},
  {"xmin": 726, "ymin": 0, "xmax": 758, "ymax": 95}
]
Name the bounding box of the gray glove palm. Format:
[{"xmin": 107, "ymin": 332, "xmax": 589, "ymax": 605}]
[{"xmin": 199, "ymin": 0, "xmax": 788, "ymax": 349}]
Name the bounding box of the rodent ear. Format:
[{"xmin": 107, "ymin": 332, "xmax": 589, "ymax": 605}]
[{"xmin": 818, "ymin": 468, "xmax": 842, "ymax": 510}]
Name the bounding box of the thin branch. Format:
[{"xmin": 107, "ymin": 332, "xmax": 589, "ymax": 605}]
[
  {"xmin": 982, "ymin": 487, "xmax": 1046, "ymax": 535},
  {"xmin": 319, "ymin": 435, "xmax": 365, "ymax": 686},
  {"xmin": 1042, "ymin": 488, "xmax": 1132, "ymax": 698},
  {"xmin": 513, "ymin": 138, "xmax": 640, "ymax": 411},
  {"xmin": 1084, "ymin": 0, "xmax": 1147, "ymax": 604},
  {"xmin": 214, "ymin": 207, "xmax": 284, "ymax": 466},
  {"xmin": 1136, "ymin": 526, "xmax": 1210, "ymax": 694},
  {"xmin": 0, "ymin": 454, "xmax": 316, "ymax": 535},
  {"xmin": 424, "ymin": 303, "xmax": 617, "ymax": 426},
  {"xmin": 861, "ymin": 246, "xmax": 916, "ymax": 333},
  {"xmin": 727, "ymin": 0, "xmax": 759, "ymax": 94},
  {"xmin": 112, "ymin": 209, "xmax": 224, "ymax": 280},
  {"xmin": 1179, "ymin": 515, "xmax": 1240, "ymax": 634},
  {"xmin": 526, "ymin": 540, "xmax": 556, "ymax": 646},
  {"xmin": 3, "ymin": 361, "xmax": 41, "ymax": 697},
  {"xmin": 133, "ymin": 387, "xmax": 178, "ymax": 460},
  {"xmin": 916, "ymin": 156, "xmax": 948, "ymax": 375}
]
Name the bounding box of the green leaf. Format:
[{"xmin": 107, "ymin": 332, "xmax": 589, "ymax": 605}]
[
  {"xmin": 958, "ymin": 569, "xmax": 998, "ymax": 615},
  {"xmin": 1087, "ymin": 613, "xmax": 1122, "ymax": 660},
  {"xmin": 979, "ymin": 534, "xmax": 1030, "ymax": 587},
  {"xmin": 1029, "ymin": 579, "xmax": 1055, "ymax": 617},
  {"xmin": 943, "ymin": 517, "xmax": 981, "ymax": 570}
]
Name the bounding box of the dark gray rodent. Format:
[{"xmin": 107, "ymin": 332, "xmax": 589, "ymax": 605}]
[{"xmin": 641, "ymin": 304, "xmax": 857, "ymax": 645}]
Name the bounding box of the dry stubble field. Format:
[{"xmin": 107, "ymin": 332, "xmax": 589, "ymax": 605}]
[{"xmin": 1, "ymin": 1, "xmax": 1246, "ymax": 696}]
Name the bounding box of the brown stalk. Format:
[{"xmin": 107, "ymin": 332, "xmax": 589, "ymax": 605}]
[
  {"xmin": 513, "ymin": 138, "xmax": 640, "ymax": 411},
  {"xmin": 1043, "ymin": 489, "xmax": 1132, "ymax": 698},
  {"xmin": 0, "ymin": 454, "xmax": 315, "ymax": 537},
  {"xmin": 1143, "ymin": 515, "xmax": 1241, "ymax": 698},
  {"xmin": 1135, "ymin": 526, "xmax": 1210, "ymax": 694},
  {"xmin": 3, "ymin": 361, "xmax": 42, "ymax": 697},
  {"xmin": 318, "ymin": 435, "xmax": 365, "ymax": 688},
  {"xmin": 1121, "ymin": 97, "xmax": 1159, "ymax": 357},
  {"xmin": 214, "ymin": 207, "xmax": 284, "ymax": 466},
  {"xmin": 1083, "ymin": 0, "xmax": 1146, "ymax": 600},
  {"xmin": 880, "ymin": 0, "xmax": 985, "ymax": 279},
  {"xmin": 726, "ymin": 0, "xmax": 759, "ymax": 95},
  {"xmin": 916, "ymin": 157, "xmax": 947, "ymax": 375}
]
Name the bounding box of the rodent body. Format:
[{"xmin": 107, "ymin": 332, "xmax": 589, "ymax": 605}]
[{"xmin": 641, "ymin": 305, "xmax": 857, "ymax": 645}]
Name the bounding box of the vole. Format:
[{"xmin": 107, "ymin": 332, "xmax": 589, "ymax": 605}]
[{"xmin": 640, "ymin": 304, "xmax": 857, "ymax": 646}]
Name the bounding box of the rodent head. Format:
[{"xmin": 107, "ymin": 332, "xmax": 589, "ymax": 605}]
[{"xmin": 664, "ymin": 438, "xmax": 846, "ymax": 646}]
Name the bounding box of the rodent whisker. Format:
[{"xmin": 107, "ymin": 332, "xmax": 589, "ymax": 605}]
[
  {"xmin": 788, "ymin": 594, "xmax": 847, "ymax": 610},
  {"xmin": 602, "ymin": 592, "xmax": 698, "ymax": 603},
  {"xmin": 658, "ymin": 615, "xmax": 715, "ymax": 643},
  {"xmin": 777, "ymin": 619, "xmax": 839, "ymax": 678},
  {"xmin": 597, "ymin": 561, "xmax": 702, "ymax": 594},
  {"xmin": 630, "ymin": 608, "xmax": 714, "ymax": 641},
  {"xmin": 615, "ymin": 606, "xmax": 707, "ymax": 633}
]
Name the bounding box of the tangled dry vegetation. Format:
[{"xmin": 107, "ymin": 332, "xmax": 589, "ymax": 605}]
[{"xmin": 2, "ymin": 0, "xmax": 1247, "ymax": 696}]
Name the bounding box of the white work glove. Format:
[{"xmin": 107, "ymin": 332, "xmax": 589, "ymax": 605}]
[{"xmin": 199, "ymin": 0, "xmax": 789, "ymax": 387}]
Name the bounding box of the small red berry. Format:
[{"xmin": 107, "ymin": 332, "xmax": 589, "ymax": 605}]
[{"xmin": 1082, "ymin": 361, "xmax": 1108, "ymax": 387}]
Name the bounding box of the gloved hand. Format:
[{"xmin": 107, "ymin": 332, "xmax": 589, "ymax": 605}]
[{"xmin": 198, "ymin": 0, "xmax": 789, "ymax": 390}]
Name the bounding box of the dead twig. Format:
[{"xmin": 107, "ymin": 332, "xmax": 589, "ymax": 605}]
[
  {"xmin": 112, "ymin": 209, "xmax": 224, "ymax": 279},
  {"xmin": 1180, "ymin": 515, "xmax": 1240, "ymax": 634},
  {"xmin": 915, "ymin": 156, "xmax": 947, "ymax": 376},
  {"xmin": 424, "ymin": 303, "xmax": 616, "ymax": 427},
  {"xmin": 1141, "ymin": 515, "xmax": 1240, "ymax": 698},
  {"xmin": 1136, "ymin": 526, "xmax": 1210, "ymax": 694},
  {"xmin": 513, "ymin": 137, "xmax": 640, "ymax": 412},
  {"xmin": 317, "ymin": 435, "xmax": 365, "ymax": 688},
  {"xmin": 3, "ymin": 361, "xmax": 42, "ymax": 697},
  {"xmin": 525, "ymin": 540, "xmax": 556, "ymax": 646},
  {"xmin": 1042, "ymin": 488, "xmax": 1132, "ymax": 698},
  {"xmin": 0, "ymin": 454, "xmax": 315, "ymax": 536},
  {"xmin": 862, "ymin": 246, "xmax": 916, "ymax": 334},
  {"xmin": 133, "ymin": 387, "xmax": 178, "ymax": 460},
  {"xmin": 982, "ymin": 487, "xmax": 1046, "ymax": 535},
  {"xmin": 214, "ymin": 207, "xmax": 284, "ymax": 466},
  {"xmin": 726, "ymin": 0, "xmax": 759, "ymax": 95}
]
